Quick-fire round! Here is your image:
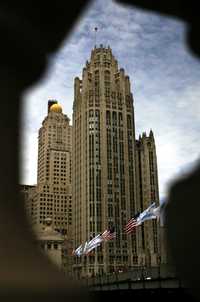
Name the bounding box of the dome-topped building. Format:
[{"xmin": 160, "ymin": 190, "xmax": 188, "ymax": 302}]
[
  {"xmin": 36, "ymin": 101, "xmax": 72, "ymax": 235},
  {"xmin": 50, "ymin": 103, "xmax": 63, "ymax": 113}
]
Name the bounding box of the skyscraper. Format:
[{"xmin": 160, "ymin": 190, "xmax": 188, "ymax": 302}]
[
  {"xmin": 33, "ymin": 100, "xmax": 72, "ymax": 235},
  {"xmin": 73, "ymin": 45, "xmax": 140, "ymax": 277},
  {"xmin": 20, "ymin": 46, "xmax": 162, "ymax": 278}
]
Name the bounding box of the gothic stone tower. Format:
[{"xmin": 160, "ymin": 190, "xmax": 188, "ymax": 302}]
[
  {"xmin": 72, "ymin": 45, "xmax": 138, "ymax": 277},
  {"xmin": 135, "ymin": 131, "xmax": 160, "ymax": 267}
]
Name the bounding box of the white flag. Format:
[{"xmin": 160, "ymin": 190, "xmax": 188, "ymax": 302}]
[
  {"xmin": 83, "ymin": 234, "xmax": 103, "ymax": 255},
  {"xmin": 152, "ymin": 205, "xmax": 160, "ymax": 218},
  {"xmin": 87, "ymin": 234, "xmax": 102, "ymax": 248},
  {"xmin": 74, "ymin": 244, "xmax": 83, "ymax": 257},
  {"xmin": 136, "ymin": 202, "xmax": 158, "ymax": 224},
  {"xmin": 82, "ymin": 241, "xmax": 89, "ymax": 254},
  {"xmin": 85, "ymin": 242, "xmax": 101, "ymax": 255}
]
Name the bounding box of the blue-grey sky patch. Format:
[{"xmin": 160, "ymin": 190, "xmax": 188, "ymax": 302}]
[{"xmin": 21, "ymin": 0, "xmax": 200, "ymax": 201}]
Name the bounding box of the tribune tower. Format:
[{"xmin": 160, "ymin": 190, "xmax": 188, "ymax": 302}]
[{"xmin": 73, "ymin": 45, "xmax": 139, "ymax": 277}]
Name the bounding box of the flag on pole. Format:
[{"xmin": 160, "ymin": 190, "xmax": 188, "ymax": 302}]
[
  {"xmin": 137, "ymin": 202, "xmax": 157, "ymax": 224},
  {"xmin": 152, "ymin": 205, "xmax": 160, "ymax": 218},
  {"xmin": 83, "ymin": 234, "xmax": 103, "ymax": 255},
  {"xmin": 82, "ymin": 241, "xmax": 89, "ymax": 255},
  {"xmin": 85, "ymin": 242, "xmax": 102, "ymax": 255},
  {"xmin": 74, "ymin": 244, "xmax": 83, "ymax": 257},
  {"xmin": 101, "ymin": 227, "xmax": 116, "ymax": 241},
  {"xmin": 124, "ymin": 203, "xmax": 160, "ymax": 234},
  {"xmin": 124, "ymin": 212, "xmax": 141, "ymax": 234},
  {"xmin": 73, "ymin": 202, "xmax": 161, "ymax": 256},
  {"xmin": 88, "ymin": 234, "xmax": 103, "ymax": 247}
]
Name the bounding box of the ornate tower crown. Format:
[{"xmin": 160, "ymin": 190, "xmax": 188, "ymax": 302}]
[{"xmin": 88, "ymin": 45, "xmax": 118, "ymax": 71}]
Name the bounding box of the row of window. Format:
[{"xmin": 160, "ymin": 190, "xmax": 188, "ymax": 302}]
[{"xmin": 40, "ymin": 243, "xmax": 59, "ymax": 250}]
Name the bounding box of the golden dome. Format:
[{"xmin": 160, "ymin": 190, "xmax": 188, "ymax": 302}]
[{"xmin": 50, "ymin": 103, "xmax": 62, "ymax": 113}]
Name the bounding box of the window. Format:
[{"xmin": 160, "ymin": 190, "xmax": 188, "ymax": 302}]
[{"xmin": 54, "ymin": 243, "xmax": 58, "ymax": 249}]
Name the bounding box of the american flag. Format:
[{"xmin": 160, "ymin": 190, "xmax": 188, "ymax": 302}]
[
  {"xmin": 124, "ymin": 212, "xmax": 140, "ymax": 234},
  {"xmin": 101, "ymin": 227, "xmax": 116, "ymax": 241}
]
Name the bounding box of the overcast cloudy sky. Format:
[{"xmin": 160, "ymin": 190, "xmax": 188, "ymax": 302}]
[{"xmin": 21, "ymin": 0, "xmax": 200, "ymax": 201}]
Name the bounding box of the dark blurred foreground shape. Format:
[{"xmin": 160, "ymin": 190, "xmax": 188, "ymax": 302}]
[
  {"xmin": 0, "ymin": 1, "xmax": 91, "ymax": 301},
  {"xmin": 0, "ymin": 0, "xmax": 199, "ymax": 301},
  {"xmin": 116, "ymin": 1, "xmax": 200, "ymax": 58},
  {"xmin": 116, "ymin": 1, "xmax": 200, "ymax": 300}
]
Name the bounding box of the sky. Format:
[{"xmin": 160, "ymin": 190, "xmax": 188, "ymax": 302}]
[{"xmin": 21, "ymin": 0, "xmax": 200, "ymax": 202}]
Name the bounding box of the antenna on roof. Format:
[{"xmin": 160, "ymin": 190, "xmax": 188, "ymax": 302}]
[{"xmin": 94, "ymin": 27, "xmax": 98, "ymax": 47}]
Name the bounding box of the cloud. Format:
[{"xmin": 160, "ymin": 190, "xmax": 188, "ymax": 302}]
[{"xmin": 21, "ymin": 0, "xmax": 200, "ymax": 201}]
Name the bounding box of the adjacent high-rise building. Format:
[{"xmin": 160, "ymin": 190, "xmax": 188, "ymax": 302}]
[
  {"xmin": 32, "ymin": 100, "xmax": 72, "ymax": 235},
  {"xmin": 20, "ymin": 102, "xmax": 73, "ymax": 275},
  {"xmin": 72, "ymin": 45, "xmax": 160, "ymax": 277}
]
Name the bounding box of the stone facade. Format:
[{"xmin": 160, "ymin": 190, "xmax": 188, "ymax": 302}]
[
  {"xmin": 34, "ymin": 100, "xmax": 72, "ymax": 235},
  {"xmin": 21, "ymin": 101, "xmax": 74, "ymax": 276},
  {"xmin": 19, "ymin": 184, "xmax": 36, "ymax": 222},
  {"xmin": 36, "ymin": 218, "xmax": 64, "ymax": 270},
  {"xmin": 73, "ymin": 45, "xmax": 150, "ymax": 278},
  {"xmin": 135, "ymin": 131, "xmax": 160, "ymax": 267},
  {"xmin": 72, "ymin": 45, "xmax": 161, "ymax": 277}
]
